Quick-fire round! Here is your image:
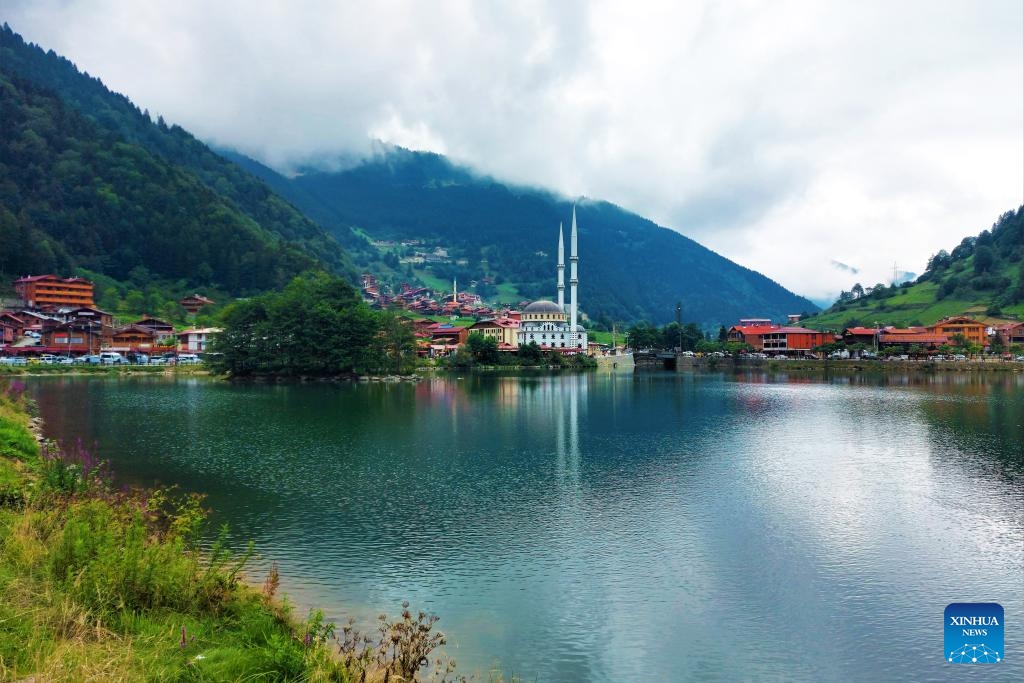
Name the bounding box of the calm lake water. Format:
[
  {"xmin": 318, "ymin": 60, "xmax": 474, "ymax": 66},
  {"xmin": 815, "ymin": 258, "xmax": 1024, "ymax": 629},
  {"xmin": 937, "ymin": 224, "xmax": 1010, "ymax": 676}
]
[{"xmin": 29, "ymin": 370, "xmax": 1024, "ymax": 682}]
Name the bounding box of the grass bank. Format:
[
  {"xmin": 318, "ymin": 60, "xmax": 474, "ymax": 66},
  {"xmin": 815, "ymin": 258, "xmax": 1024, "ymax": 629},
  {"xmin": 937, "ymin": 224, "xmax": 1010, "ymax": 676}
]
[{"xmin": 0, "ymin": 379, "xmax": 466, "ymax": 682}]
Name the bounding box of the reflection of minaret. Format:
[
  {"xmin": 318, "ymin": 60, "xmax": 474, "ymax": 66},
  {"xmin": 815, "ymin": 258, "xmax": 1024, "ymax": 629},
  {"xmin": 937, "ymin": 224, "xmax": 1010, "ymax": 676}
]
[
  {"xmin": 569, "ymin": 206, "xmax": 578, "ymax": 345},
  {"xmin": 567, "ymin": 375, "xmax": 580, "ymax": 485},
  {"xmin": 557, "ymin": 223, "xmax": 565, "ymax": 311}
]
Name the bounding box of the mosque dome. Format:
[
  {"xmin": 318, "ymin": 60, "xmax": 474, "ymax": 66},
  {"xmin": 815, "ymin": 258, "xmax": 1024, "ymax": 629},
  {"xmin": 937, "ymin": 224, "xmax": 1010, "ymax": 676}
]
[{"xmin": 523, "ymin": 300, "xmax": 563, "ymax": 314}]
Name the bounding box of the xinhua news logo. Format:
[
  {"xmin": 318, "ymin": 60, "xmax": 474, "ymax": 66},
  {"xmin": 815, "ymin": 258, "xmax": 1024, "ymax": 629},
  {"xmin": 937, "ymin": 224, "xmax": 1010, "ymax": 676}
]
[{"xmin": 945, "ymin": 603, "xmax": 1003, "ymax": 664}]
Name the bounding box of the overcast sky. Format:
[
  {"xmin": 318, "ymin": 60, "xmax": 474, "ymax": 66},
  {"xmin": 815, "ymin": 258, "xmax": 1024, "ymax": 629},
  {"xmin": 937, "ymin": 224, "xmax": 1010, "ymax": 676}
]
[{"xmin": 5, "ymin": 0, "xmax": 1023, "ymax": 302}]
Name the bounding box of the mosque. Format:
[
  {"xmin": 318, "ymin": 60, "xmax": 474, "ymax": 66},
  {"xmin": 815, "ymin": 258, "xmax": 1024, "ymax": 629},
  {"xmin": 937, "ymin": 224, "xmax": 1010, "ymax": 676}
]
[{"xmin": 517, "ymin": 207, "xmax": 588, "ymax": 353}]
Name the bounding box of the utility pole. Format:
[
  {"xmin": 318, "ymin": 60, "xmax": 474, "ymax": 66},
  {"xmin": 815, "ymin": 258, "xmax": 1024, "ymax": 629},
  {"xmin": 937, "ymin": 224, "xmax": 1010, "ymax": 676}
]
[{"xmin": 676, "ymin": 302, "xmax": 682, "ymax": 352}]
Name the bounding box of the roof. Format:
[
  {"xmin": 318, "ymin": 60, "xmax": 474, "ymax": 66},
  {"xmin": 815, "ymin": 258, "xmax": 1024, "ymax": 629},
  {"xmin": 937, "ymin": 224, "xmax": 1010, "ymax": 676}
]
[
  {"xmin": 14, "ymin": 274, "xmax": 91, "ymax": 284},
  {"xmin": 934, "ymin": 316, "xmax": 984, "ymax": 325},
  {"xmin": 878, "ymin": 333, "xmax": 949, "ymax": 344},
  {"xmin": 177, "ymin": 327, "xmax": 222, "ymax": 336},
  {"xmin": 113, "ymin": 324, "xmax": 158, "ymax": 336},
  {"xmin": 732, "ymin": 325, "xmax": 826, "ymax": 335},
  {"xmin": 469, "ymin": 318, "xmax": 520, "ymax": 329},
  {"xmin": 523, "ymin": 300, "xmax": 563, "ymax": 314},
  {"xmin": 844, "ymin": 327, "xmax": 880, "ymax": 336}
]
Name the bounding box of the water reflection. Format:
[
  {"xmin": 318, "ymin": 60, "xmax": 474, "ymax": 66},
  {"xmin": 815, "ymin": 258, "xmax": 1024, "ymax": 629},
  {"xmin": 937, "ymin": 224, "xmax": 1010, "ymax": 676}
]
[{"xmin": 27, "ymin": 370, "xmax": 1024, "ymax": 682}]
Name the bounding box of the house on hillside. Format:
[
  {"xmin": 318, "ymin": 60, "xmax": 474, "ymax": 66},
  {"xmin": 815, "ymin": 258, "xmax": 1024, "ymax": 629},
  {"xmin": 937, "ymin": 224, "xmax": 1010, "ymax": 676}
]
[
  {"xmin": 0, "ymin": 312, "xmax": 24, "ymax": 345},
  {"xmin": 179, "ymin": 294, "xmax": 215, "ymax": 314},
  {"xmin": 14, "ymin": 274, "xmax": 95, "ymax": 309},
  {"xmin": 994, "ymin": 322, "xmax": 1024, "ymax": 347},
  {"xmin": 927, "ymin": 316, "xmax": 987, "ymax": 346}
]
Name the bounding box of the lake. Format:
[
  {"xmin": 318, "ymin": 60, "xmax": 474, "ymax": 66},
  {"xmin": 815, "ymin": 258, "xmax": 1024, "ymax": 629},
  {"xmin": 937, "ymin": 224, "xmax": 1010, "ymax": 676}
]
[{"xmin": 29, "ymin": 370, "xmax": 1024, "ymax": 681}]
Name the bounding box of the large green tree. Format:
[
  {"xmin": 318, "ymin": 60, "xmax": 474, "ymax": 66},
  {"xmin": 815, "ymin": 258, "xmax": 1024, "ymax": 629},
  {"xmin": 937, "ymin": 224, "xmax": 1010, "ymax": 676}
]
[{"xmin": 210, "ymin": 272, "xmax": 379, "ymax": 376}]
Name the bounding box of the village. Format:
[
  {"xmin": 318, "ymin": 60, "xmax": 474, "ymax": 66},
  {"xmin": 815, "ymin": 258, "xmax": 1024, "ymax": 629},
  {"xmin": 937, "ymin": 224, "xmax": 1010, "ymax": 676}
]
[{"xmin": 2, "ymin": 272, "xmax": 1023, "ymax": 367}]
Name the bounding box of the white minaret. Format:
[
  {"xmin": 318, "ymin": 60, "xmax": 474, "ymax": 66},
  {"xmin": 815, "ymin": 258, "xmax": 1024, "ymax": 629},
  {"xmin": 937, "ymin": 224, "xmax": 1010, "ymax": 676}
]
[
  {"xmin": 557, "ymin": 222, "xmax": 565, "ymax": 311},
  {"xmin": 569, "ymin": 206, "xmax": 579, "ymax": 346}
]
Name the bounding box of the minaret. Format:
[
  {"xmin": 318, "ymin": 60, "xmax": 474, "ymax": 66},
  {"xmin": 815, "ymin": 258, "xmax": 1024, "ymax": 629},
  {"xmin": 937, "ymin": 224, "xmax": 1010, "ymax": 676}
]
[
  {"xmin": 557, "ymin": 222, "xmax": 565, "ymax": 311},
  {"xmin": 569, "ymin": 206, "xmax": 578, "ymax": 345},
  {"xmin": 453, "ymin": 278, "xmax": 457, "ymax": 303}
]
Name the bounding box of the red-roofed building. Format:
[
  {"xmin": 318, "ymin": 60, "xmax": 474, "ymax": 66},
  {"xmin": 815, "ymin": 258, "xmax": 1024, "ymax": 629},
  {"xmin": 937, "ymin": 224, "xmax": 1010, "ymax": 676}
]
[
  {"xmin": 843, "ymin": 326, "xmax": 882, "ymax": 346},
  {"xmin": 927, "ymin": 316, "xmax": 987, "ymax": 346},
  {"xmin": 14, "ymin": 274, "xmax": 95, "ymax": 309},
  {"xmin": 468, "ymin": 317, "xmax": 520, "ymax": 349},
  {"xmin": 428, "ymin": 324, "xmax": 469, "ymax": 347},
  {"xmin": 0, "ymin": 312, "xmax": 23, "ymax": 344},
  {"xmin": 727, "ymin": 323, "xmax": 835, "ymax": 352},
  {"xmin": 877, "ymin": 332, "xmax": 949, "ymax": 349},
  {"xmin": 994, "ymin": 322, "xmax": 1024, "ymax": 347},
  {"xmin": 179, "ymin": 294, "xmax": 215, "ymax": 314}
]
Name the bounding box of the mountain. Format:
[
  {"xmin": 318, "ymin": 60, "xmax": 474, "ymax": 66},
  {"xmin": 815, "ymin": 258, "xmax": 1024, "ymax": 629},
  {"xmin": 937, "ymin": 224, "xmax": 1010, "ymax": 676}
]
[
  {"xmin": 233, "ymin": 146, "xmax": 819, "ymax": 328},
  {"xmin": 804, "ymin": 207, "xmax": 1024, "ymax": 328},
  {"xmin": 0, "ymin": 24, "xmax": 355, "ymax": 295}
]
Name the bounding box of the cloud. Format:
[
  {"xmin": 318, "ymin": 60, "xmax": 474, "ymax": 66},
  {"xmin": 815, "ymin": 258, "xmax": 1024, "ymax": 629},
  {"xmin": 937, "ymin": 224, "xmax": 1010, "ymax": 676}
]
[
  {"xmin": 4, "ymin": 0, "xmax": 1022, "ymax": 301},
  {"xmin": 830, "ymin": 261, "xmax": 860, "ymax": 275}
]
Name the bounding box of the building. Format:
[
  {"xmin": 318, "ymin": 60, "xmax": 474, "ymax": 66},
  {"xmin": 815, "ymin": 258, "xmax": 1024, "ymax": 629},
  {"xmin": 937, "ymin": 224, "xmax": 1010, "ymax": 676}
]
[
  {"xmin": 517, "ymin": 208, "xmax": 588, "ymax": 352},
  {"xmin": 134, "ymin": 317, "xmax": 175, "ymax": 339},
  {"xmin": 727, "ymin": 322, "xmax": 835, "ymax": 353},
  {"xmin": 14, "ymin": 275, "xmax": 95, "ymax": 309},
  {"xmin": 876, "ymin": 330, "xmax": 949, "ymax": 351},
  {"xmin": 994, "ymin": 322, "xmax": 1024, "ymax": 347},
  {"xmin": 177, "ymin": 327, "xmax": 221, "ymax": 352},
  {"xmin": 179, "ymin": 294, "xmax": 215, "ymax": 314},
  {"xmin": 42, "ymin": 320, "xmax": 103, "ymax": 355},
  {"xmin": 0, "ymin": 312, "xmax": 23, "ymax": 345},
  {"xmin": 468, "ymin": 317, "xmax": 520, "ymax": 350},
  {"xmin": 927, "ymin": 316, "xmax": 987, "ymax": 346},
  {"xmin": 110, "ymin": 325, "xmax": 158, "ymax": 352},
  {"xmin": 842, "ymin": 326, "xmax": 882, "ymax": 347}
]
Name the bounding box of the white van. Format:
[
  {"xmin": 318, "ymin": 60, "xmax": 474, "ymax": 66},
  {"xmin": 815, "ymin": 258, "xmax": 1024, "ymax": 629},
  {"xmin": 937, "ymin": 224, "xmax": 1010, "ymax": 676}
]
[{"xmin": 99, "ymin": 351, "xmax": 126, "ymax": 365}]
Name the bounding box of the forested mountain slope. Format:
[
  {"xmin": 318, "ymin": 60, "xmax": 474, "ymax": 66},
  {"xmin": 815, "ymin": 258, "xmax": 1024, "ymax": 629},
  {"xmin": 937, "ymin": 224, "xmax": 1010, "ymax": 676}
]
[
  {"xmin": 804, "ymin": 207, "xmax": 1024, "ymax": 328},
  {"xmin": 239, "ymin": 146, "xmax": 819, "ymax": 327},
  {"xmin": 0, "ymin": 24, "xmax": 355, "ymax": 292}
]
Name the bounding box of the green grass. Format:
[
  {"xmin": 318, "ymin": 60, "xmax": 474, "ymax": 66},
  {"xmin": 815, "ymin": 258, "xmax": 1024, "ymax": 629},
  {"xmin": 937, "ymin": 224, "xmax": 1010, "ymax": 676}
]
[
  {"xmin": 494, "ymin": 281, "xmax": 521, "ymax": 302},
  {"xmin": 0, "ymin": 382, "xmax": 350, "ymax": 681}
]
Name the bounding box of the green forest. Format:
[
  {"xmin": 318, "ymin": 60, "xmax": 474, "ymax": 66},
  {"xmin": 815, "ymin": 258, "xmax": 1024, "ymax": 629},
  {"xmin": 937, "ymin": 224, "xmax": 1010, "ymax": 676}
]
[
  {"xmin": 231, "ymin": 146, "xmax": 820, "ymax": 329},
  {"xmin": 0, "ymin": 25, "xmax": 355, "ymax": 308}
]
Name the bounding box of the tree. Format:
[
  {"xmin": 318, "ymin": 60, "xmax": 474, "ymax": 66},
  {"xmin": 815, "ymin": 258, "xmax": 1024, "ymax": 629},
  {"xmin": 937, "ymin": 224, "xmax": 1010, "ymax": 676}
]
[
  {"xmin": 517, "ymin": 341, "xmax": 543, "ymax": 365},
  {"xmin": 210, "ymin": 272, "xmax": 379, "ymax": 376},
  {"xmin": 973, "ymin": 245, "xmax": 995, "ymax": 274},
  {"xmin": 466, "ymin": 332, "xmax": 500, "ymax": 365},
  {"xmin": 851, "ymin": 283, "xmax": 865, "ymax": 299},
  {"xmin": 374, "ymin": 311, "xmax": 417, "ymax": 373}
]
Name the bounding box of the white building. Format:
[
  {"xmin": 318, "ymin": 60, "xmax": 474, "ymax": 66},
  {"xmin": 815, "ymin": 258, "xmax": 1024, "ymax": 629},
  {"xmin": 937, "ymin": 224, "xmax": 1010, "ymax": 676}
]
[
  {"xmin": 176, "ymin": 327, "xmax": 221, "ymax": 352},
  {"xmin": 517, "ymin": 208, "xmax": 588, "ymax": 353}
]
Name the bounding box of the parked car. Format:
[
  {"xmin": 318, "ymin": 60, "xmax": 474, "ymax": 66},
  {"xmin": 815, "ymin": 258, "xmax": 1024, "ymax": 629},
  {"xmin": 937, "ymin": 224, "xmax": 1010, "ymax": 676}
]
[
  {"xmin": 952, "ymin": 354, "xmax": 967, "ymax": 361},
  {"xmin": 860, "ymin": 351, "xmax": 878, "ymax": 359},
  {"xmin": 177, "ymin": 353, "xmax": 201, "ymax": 365},
  {"xmin": 99, "ymin": 351, "xmax": 128, "ymax": 365},
  {"xmin": 0, "ymin": 356, "xmax": 27, "ymax": 366},
  {"xmin": 75, "ymin": 355, "xmax": 101, "ymax": 365},
  {"xmin": 57, "ymin": 357, "xmax": 75, "ymax": 365},
  {"xmin": 149, "ymin": 356, "xmax": 167, "ymax": 366},
  {"xmin": 1016, "ymin": 355, "xmax": 1024, "ymax": 362}
]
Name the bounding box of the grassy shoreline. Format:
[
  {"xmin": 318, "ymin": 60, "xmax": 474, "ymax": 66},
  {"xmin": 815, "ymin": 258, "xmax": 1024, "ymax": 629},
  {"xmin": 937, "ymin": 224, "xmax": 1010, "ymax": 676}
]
[{"xmin": 0, "ymin": 379, "xmax": 462, "ymax": 682}]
